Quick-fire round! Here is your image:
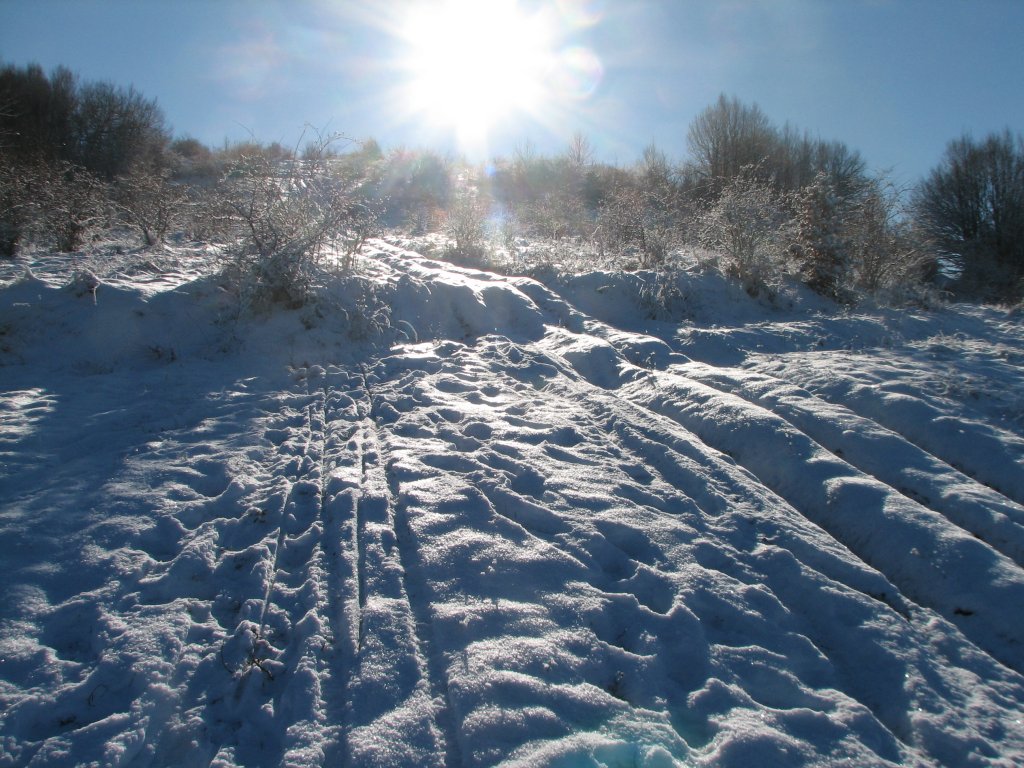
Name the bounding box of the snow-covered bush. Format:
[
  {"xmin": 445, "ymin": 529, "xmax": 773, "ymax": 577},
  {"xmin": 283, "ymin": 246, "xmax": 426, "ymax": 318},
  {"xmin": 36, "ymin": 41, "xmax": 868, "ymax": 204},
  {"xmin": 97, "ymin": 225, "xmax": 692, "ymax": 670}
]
[
  {"xmin": 637, "ymin": 267, "xmax": 690, "ymax": 320},
  {"xmin": 344, "ymin": 278, "xmax": 393, "ymax": 341},
  {"xmin": 790, "ymin": 173, "xmax": 935, "ymax": 303},
  {"xmin": 373, "ymin": 147, "xmax": 452, "ymax": 233},
  {"xmin": 218, "ymin": 140, "xmax": 379, "ymax": 309},
  {"xmin": 0, "ymin": 158, "xmax": 108, "ymax": 255},
  {"xmin": 113, "ymin": 164, "xmax": 187, "ymax": 246},
  {"xmin": 596, "ymin": 182, "xmax": 672, "ymax": 269},
  {"xmin": 846, "ymin": 178, "xmax": 936, "ymax": 296},
  {"xmin": 696, "ymin": 170, "xmax": 792, "ymax": 297},
  {"xmin": 180, "ymin": 184, "xmax": 235, "ymax": 243},
  {"xmin": 443, "ymin": 193, "xmax": 491, "ymax": 266},
  {"xmin": 38, "ymin": 161, "xmax": 109, "ymax": 253}
]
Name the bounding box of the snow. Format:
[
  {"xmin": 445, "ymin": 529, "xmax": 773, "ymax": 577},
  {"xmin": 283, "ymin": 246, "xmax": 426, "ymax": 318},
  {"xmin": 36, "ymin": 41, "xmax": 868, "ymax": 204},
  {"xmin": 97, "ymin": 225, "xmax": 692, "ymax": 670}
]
[{"xmin": 1, "ymin": 238, "xmax": 1023, "ymax": 767}]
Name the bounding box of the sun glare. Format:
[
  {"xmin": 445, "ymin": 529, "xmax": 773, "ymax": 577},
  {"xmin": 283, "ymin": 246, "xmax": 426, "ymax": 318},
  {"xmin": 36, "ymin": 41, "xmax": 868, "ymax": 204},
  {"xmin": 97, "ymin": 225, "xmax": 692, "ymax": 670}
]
[{"xmin": 401, "ymin": 0, "xmax": 555, "ymax": 150}]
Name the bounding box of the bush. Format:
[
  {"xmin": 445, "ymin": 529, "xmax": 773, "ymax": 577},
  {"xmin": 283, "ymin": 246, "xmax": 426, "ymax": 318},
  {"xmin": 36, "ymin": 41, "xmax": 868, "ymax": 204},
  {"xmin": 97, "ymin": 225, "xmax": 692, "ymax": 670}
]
[
  {"xmin": 791, "ymin": 173, "xmax": 935, "ymax": 302},
  {"xmin": 791, "ymin": 172, "xmax": 850, "ymax": 301},
  {"xmin": 696, "ymin": 170, "xmax": 792, "ymax": 297},
  {"xmin": 114, "ymin": 164, "xmax": 186, "ymax": 246},
  {"xmin": 38, "ymin": 161, "xmax": 108, "ymax": 252},
  {"xmin": 375, "ymin": 148, "xmax": 452, "ymax": 231},
  {"xmin": 218, "ymin": 138, "xmax": 379, "ymax": 309},
  {"xmin": 596, "ymin": 181, "xmax": 674, "ymax": 269},
  {"xmin": 0, "ymin": 157, "xmax": 109, "ymax": 255},
  {"xmin": 443, "ymin": 193, "xmax": 490, "ymax": 266},
  {"xmin": 846, "ymin": 178, "xmax": 935, "ymax": 295},
  {"xmin": 181, "ymin": 184, "xmax": 234, "ymax": 243}
]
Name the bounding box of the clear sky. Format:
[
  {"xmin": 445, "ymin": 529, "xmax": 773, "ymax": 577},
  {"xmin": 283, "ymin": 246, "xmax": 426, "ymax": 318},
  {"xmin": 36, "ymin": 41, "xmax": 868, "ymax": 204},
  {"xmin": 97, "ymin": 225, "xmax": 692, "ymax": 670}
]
[{"xmin": 2, "ymin": 0, "xmax": 1023, "ymax": 183}]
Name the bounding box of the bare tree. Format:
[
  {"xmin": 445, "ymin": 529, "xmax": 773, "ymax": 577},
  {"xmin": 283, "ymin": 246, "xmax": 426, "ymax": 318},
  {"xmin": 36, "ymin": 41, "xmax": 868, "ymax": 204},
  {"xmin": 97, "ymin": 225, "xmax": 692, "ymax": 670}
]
[
  {"xmin": 0, "ymin": 158, "xmax": 33, "ymax": 257},
  {"xmin": 686, "ymin": 94, "xmax": 776, "ymax": 196},
  {"xmin": 566, "ymin": 131, "xmax": 594, "ymax": 168},
  {"xmin": 72, "ymin": 81, "xmax": 169, "ymax": 180},
  {"xmin": 914, "ymin": 131, "xmax": 1024, "ymax": 300},
  {"xmin": 0, "ymin": 63, "xmax": 169, "ymax": 177},
  {"xmin": 0, "ymin": 63, "xmax": 78, "ymax": 162},
  {"xmin": 774, "ymin": 126, "xmax": 866, "ymax": 198}
]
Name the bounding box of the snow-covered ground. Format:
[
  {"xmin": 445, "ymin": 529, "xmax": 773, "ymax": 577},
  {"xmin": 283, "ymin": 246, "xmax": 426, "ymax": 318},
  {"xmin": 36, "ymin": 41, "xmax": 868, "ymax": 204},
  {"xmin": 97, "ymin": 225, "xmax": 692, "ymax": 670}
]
[{"xmin": 1, "ymin": 239, "xmax": 1023, "ymax": 767}]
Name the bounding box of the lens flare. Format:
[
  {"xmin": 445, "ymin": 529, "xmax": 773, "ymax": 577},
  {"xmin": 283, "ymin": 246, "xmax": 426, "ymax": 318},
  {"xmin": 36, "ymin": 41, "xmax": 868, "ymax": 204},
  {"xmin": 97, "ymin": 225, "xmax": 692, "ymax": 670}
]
[
  {"xmin": 555, "ymin": 0, "xmax": 606, "ymax": 28},
  {"xmin": 552, "ymin": 45, "xmax": 603, "ymax": 101}
]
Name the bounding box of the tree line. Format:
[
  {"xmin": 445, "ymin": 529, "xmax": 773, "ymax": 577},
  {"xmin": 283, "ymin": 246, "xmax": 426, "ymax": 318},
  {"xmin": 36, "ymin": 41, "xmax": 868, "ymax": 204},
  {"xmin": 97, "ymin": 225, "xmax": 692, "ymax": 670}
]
[{"xmin": 2, "ymin": 63, "xmax": 1022, "ymax": 305}]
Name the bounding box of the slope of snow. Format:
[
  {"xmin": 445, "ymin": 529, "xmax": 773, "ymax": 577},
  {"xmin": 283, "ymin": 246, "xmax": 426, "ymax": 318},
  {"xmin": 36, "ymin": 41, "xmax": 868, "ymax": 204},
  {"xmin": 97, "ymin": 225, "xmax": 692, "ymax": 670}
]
[{"xmin": 1, "ymin": 240, "xmax": 1023, "ymax": 767}]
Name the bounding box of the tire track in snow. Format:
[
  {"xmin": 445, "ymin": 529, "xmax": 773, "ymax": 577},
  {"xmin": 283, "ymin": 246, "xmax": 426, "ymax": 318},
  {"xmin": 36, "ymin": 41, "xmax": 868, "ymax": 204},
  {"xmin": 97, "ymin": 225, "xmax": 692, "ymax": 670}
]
[
  {"xmin": 419, "ymin": 339, "xmax": 905, "ymax": 755},
  {"xmin": 619, "ymin": 367, "xmax": 1024, "ymax": 675},
  {"xmin": 499, "ymin": 338, "xmax": 908, "ymax": 612},
  {"xmin": 754, "ymin": 356, "xmax": 1024, "ymax": 507},
  {"xmin": 379, "ymin": 336, "xmax": 941, "ymax": 761},
  {"xmin": 387, "ymin": 463, "xmax": 465, "ymax": 768},
  {"xmin": 269, "ymin": 375, "xmax": 334, "ymax": 765},
  {"xmin": 675, "ymin": 361, "xmax": 1024, "ymax": 568},
  {"xmin": 317, "ymin": 376, "xmax": 368, "ymax": 767},
  {"xmin": 555, "ymin": 389, "xmax": 917, "ymax": 750},
  {"xmin": 368, "ymin": 362, "xmax": 467, "ymax": 768},
  {"xmin": 353, "ymin": 421, "xmax": 370, "ymax": 642}
]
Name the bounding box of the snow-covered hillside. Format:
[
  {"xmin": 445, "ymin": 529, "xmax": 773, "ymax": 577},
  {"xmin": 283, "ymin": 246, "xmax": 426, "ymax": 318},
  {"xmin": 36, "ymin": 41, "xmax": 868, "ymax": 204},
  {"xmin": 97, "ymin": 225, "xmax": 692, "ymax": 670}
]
[{"xmin": 1, "ymin": 240, "xmax": 1023, "ymax": 767}]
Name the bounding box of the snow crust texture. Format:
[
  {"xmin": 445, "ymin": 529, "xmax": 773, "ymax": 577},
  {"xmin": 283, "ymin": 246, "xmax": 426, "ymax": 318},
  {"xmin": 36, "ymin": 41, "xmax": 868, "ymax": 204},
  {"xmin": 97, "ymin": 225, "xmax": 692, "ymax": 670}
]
[{"xmin": 1, "ymin": 241, "xmax": 1023, "ymax": 767}]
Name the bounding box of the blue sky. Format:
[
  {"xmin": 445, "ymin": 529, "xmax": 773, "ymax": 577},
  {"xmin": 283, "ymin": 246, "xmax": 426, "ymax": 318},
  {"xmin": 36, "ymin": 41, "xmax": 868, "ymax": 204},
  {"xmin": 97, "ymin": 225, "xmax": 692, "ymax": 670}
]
[{"xmin": 2, "ymin": 0, "xmax": 1023, "ymax": 183}]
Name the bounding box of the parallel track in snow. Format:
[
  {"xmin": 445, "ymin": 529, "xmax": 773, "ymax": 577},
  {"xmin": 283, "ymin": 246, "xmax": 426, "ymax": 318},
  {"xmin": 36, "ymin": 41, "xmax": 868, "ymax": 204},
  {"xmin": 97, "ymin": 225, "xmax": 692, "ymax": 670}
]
[
  {"xmin": 3, "ymin": 242, "xmax": 1024, "ymax": 767},
  {"xmin": 616, "ymin": 366, "xmax": 1024, "ymax": 675},
  {"xmin": 673, "ymin": 363, "xmax": 1024, "ymax": 568}
]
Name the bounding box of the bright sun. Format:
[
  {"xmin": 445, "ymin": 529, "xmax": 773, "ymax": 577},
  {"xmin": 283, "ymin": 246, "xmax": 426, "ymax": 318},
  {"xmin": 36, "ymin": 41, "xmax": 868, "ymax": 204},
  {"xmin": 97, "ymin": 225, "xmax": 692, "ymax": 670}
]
[{"xmin": 401, "ymin": 0, "xmax": 554, "ymax": 149}]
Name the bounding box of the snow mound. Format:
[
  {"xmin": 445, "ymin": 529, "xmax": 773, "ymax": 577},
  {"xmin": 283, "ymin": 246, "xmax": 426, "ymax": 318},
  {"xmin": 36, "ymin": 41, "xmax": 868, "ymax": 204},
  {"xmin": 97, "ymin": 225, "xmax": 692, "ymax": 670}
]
[{"xmin": 373, "ymin": 242, "xmax": 547, "ymax": 343}]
